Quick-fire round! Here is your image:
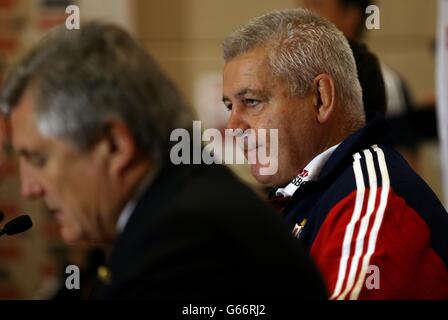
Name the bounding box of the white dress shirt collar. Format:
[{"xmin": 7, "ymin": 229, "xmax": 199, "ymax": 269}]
[
  {"xmin": 275, "ymin": 144, "xmax": 340, "ymax": 198},
  {"xmin": 116, "ymin": 170, "xmax": 156, "ymax": 234}
]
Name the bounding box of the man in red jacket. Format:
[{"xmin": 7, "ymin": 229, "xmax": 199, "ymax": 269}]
[{"xmin": 222, "ymin": 8, "xmax": 448, "ymax": 299}]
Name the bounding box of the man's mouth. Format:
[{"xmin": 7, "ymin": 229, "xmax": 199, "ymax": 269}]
[
  {"xmin": 245, "ymin": 144, "xmax": 263, "ymax": 154},
  {"xmin": 245, "ymin": 145, "xmax": 264, "ymax": 164},
  {"xmin": 246, "ymin": 147, "xmax": 256, "ymax": 154}
]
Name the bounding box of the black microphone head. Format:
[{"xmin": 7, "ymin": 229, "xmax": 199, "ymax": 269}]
[
  {"xmin": 3, "ymin": 215, "xmax": 33, "ymax": 236},
  {"xmin": 0, "ymin": 211, "xmax": 4, "ymax": 223}
]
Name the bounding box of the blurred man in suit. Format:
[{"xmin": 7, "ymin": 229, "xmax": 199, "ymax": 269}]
[{"xmin": 1, "ymin": 22, "xmax": 326, "ymax": 299}]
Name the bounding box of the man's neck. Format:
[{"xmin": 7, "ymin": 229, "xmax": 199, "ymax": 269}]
[{"xmin": 105, "ymin": 158, "xmax": 155, "ymax": 241}]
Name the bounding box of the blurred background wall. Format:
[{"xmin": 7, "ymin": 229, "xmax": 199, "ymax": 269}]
[{"xmin": 0, "ymin": 0, "xmax": 442, "ymax": 298}]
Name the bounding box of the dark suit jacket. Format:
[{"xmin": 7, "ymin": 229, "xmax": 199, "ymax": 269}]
[{"xmin": 92, "ymin": 163, "xmax": 327, "ymax": 300}]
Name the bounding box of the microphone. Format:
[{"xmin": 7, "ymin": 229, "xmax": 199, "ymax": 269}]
[{"xmin": 0, "ymin": 215, "xmax": 33, "ymax": 237}]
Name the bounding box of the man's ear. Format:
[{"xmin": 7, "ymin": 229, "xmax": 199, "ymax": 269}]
[
  {"xmin": 100, "ymin": 118, "xmax": 136, "ymax": 177},
  {"xmin": 313, "ymin": 74, "xmax": 335, "ymax": 124}
]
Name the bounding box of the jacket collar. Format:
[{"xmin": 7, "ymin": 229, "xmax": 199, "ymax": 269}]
[{"xmin": 318, "ymin": 116, "xmax": 391, "ymax": 182}]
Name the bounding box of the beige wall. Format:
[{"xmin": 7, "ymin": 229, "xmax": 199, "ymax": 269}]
[
  {"xmin": 137, "ymin": 0, "xmax": 437, "ymax": 105},
  {"xmin": 365, "ymin": 0, "xmax": 436, "ymax": 104},
  {"xmin": 136, "ymin": 0, "xmax": 297, "ymax": 105}
]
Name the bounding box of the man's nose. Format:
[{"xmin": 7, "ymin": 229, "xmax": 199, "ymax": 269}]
[
  {"xmin": 19, "ymin": 161, "xmax": 45, "ymax": 199},
  {"xmin": 226, "ymin": 106, "xmax": 250, "ymax": 132}
]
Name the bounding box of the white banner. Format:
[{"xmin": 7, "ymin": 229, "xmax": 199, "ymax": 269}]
[{"xmin": 436, "ymin": 0, "xmax": 448, "ymax": 208}]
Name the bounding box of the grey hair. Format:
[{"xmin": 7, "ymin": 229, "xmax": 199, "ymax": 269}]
[
  {"xmin": 1, "ymin": 21, "xmax": 194, "ymax": 163},
  {"xmin": 223, "ymin": 9, "xmax": 365, "ymax": 125}
]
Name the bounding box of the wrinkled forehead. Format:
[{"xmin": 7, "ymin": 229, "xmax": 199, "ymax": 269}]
[{"xmin": 224, "ymin": 48, "xmax": 272, "ymax": 82}]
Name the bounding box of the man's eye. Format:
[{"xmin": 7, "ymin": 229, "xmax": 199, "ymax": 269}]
[
  {"xmin": 224, "ymin": 102, "xmax": 232, "ymax": 111},
  {"xmin": 244, "ymin": 99, "xmax": 260, "ymax": 107},
  {"xmin": 28, "ymin": 155, "xmax": 47, "ymax": 168}
]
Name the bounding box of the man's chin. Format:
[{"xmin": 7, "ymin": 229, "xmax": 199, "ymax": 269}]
[{"xmin": 250, "ymin": 164, "xmax": 277, "ymax": 187}]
